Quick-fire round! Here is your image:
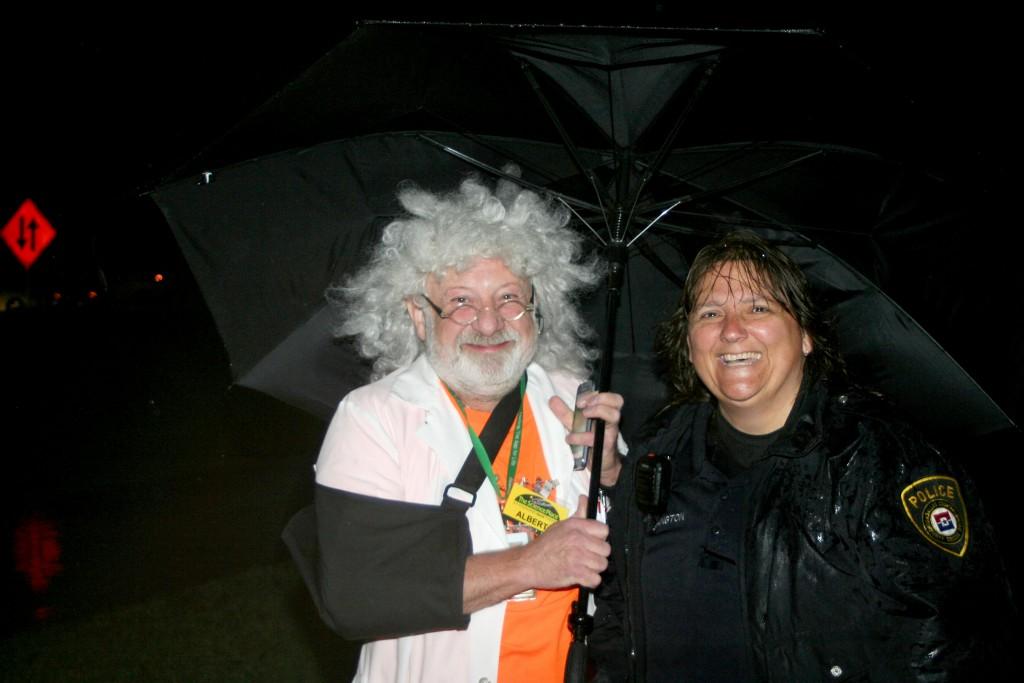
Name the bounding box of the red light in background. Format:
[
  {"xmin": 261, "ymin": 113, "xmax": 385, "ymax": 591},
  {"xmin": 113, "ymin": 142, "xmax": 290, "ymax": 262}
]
[
  {"xmin": 87, "ymin": 290, "xmax": 98, "ymax": 300},
  {"xmin": 14, "ymin": 516, "xmax": 62, "ymax": 593},
  {"xmin": 154, "ymin": 273, "xmax": 164, "ymax": 283},
  {"xmin": 52, "ymin": 291, "xmax": 62, "ymax": 301}
]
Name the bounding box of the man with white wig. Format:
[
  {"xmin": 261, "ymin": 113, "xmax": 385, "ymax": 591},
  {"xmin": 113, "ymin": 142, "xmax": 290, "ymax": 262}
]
[{"xmin": 294, "ymin": 175, "xmax": 623, "ymax": 683}]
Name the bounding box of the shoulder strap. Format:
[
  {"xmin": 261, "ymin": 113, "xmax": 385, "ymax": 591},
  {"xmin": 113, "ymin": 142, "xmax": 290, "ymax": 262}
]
[{"xmin": 441, "ymin": 385, "xmax": 523, "ymax": 512}]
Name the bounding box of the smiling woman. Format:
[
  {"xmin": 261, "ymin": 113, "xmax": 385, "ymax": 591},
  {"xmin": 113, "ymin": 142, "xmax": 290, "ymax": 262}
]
[
  {"xmin": 591, "ymin": 230, "xmax": 1017, "ymax": 682},
  {"xmin": 658, "ymin": 230, "xmax": 844, "ymax": 411},
  {"xmin": 686, "ymin": 261, "xmax": 812, "ymax": 434}
]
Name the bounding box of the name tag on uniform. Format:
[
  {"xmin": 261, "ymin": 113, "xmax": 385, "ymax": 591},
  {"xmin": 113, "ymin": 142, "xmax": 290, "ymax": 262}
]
[{"xmin": 502, "ymin": 483, "xmax": 568, "ymax": 534}]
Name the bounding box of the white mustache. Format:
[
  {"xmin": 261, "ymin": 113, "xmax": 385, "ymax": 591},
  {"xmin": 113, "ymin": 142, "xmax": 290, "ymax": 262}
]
[{"xmin": 458, "ymin": 328, "xmax": 518, "ymax": 346}]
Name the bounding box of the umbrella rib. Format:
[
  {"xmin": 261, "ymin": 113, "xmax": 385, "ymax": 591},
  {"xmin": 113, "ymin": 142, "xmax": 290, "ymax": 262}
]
[
  {"xmin": 417, "ymin": 134, "xmax": 603, "ymax": 212},
  {"xmin": 559, "ymin": 199, "xmax": 607, "ymax": 246},
  {"xmin": 367, "ymin": 19, "xmax": 824, "ymax": 39},
  {"xmin": 637, "ymin": 239, "xmax": 687, "ymax": 289},
  {"xmin": 650, "ymin": 212, "xmax": 856, "ymax": 249},
  {"xmin": 626, "ymin": 59, "xmax": 720, "ymax": 230},
  {"xmin": 518, "ymin": 58, "xmax": 618, "ymax": 151},
  {"xmin": 662, "ymin": 209, "xmax": 875, "ymax": 243},
  {"xmin": 411, "ymin": 114, "xmax": 569, "ymax": 185},
  {"xmin": 635, "ymin": 219, "xmax": 724, "ymax": 239},
  {"xmin": 627, "ymin": 201, "xmax": 683, "ymax": 247},
  {"xmin": 644, "ymin": 214, "xmax": 818, "ymax": 244},
  {"xmin": 635, "ymin": 141, "xmax": 765, "ymax": 195},
  {"xmin": 625, "ymin": 140, "xmax": 765, "ymax": 238},
  {"xmin": 518, "ymin": 63, "xmax": 613, "ymax": 230},
  {"xmin": 639, "ymin": 149, "xmax": 824, "ymax": 215}
]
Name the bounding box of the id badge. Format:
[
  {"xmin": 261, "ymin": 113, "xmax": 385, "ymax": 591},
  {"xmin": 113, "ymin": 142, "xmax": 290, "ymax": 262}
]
[{"xmin": 502, "ymin": 483, "xmax": 568, "ymax": 534}]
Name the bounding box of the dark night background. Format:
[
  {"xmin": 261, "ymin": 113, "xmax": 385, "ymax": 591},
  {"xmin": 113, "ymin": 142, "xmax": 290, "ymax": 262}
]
[{"xmin": 1, "ymin": 4, "xmax": 1020, "ymax": 680}]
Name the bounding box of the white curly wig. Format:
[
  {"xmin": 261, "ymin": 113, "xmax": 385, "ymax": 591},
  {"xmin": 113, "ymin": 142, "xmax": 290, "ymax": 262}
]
[{"xmin": 330, "ymin": 174, "xmax": 601, "ymax": 380}]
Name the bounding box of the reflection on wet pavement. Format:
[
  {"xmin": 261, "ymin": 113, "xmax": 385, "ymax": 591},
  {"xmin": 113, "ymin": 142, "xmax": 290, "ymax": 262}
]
[{"xmin": 13, "ymin": 515, "xmax": 62, "ymax": 624}]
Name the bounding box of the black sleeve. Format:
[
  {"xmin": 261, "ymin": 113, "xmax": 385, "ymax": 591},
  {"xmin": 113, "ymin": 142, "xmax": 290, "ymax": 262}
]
[
  {"xmin": 282, "ymin": 484, "xmax": 472, "ymax": 641},
  {"xmin": 853, "ymin": 423, "xmax": 1019, "ymax": 680}
]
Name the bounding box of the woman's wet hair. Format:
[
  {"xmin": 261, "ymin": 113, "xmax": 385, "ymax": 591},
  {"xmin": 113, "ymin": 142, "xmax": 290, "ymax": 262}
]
[{"xmin": 658, "ymin": 230, "xmax": 846, "ymax": 404}]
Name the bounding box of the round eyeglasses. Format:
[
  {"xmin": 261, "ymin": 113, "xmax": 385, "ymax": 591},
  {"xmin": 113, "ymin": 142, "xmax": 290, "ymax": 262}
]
[{"xmin": 420, "ymin": 293, "xmax": 536, "ymax": 326}]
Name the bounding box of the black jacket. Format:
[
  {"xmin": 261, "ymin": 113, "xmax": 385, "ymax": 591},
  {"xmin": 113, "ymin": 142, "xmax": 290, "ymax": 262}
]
[{"xmin": 592, "ymin": 380, "xmax": 1015, "ymax": 682}]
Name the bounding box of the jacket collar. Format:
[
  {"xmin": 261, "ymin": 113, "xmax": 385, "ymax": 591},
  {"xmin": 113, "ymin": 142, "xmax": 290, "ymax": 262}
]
[
  {"xmin": 697, "ymin": 373, "xmax": 829, "ymax": 466},
  {"xmin": 767, "ymin": 374, "xmax": 828, "ymax": 459},
  {"xmin": 390, "ymin": 355, "xmax": 475, "ymax": 486},
  {"xmin": 391, "ymin": 353, "xmax": 446, "ymax": 406}
]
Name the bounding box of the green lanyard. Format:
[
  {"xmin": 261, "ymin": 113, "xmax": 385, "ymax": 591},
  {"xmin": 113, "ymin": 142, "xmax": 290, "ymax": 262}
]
[{"xmin": 447, "ymin": 375, "xmax": 526, "ymax": 499}]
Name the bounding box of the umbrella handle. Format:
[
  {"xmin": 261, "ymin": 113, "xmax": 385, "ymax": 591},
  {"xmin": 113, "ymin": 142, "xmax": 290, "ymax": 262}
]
[{"xmin": 564, "ymin": 636, "xmax": 590, "ymax": 683}]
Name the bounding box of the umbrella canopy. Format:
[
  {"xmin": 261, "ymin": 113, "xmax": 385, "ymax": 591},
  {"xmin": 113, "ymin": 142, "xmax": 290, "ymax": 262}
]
[{"xmin": 153, "ymin": 22, "xmax": 1016, "ymax": 442}]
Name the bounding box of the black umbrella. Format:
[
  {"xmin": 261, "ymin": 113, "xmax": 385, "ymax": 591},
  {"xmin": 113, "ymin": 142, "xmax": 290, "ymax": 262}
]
[
  {"xmin": 152, "ymin": 22, "xmax": 1017, "ymax": 679},
  {"xmin": 153, "ymin": 22, "xmax": 1014, "ymax": 437},
  {"xmin": 153, "ymin": 130, "xmax": 1014, "ymax": 437}
]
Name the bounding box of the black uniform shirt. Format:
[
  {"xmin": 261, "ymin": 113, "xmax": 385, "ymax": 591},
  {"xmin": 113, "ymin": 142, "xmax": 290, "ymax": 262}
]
[{"xmin": 640, "ymin": 411, "xmax": 778, "ymax": 683}]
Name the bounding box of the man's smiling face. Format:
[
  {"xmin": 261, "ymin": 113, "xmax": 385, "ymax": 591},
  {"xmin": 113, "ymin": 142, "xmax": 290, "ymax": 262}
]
[{"xmin": 407, "ymin": 257, "xmax": 537, "ymax": 409}]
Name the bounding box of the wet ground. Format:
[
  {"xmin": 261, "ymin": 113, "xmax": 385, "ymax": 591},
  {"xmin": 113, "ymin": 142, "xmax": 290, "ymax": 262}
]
[{"xmin": 0, "ymin": 283, "xmax": 360, "ymax": 679}]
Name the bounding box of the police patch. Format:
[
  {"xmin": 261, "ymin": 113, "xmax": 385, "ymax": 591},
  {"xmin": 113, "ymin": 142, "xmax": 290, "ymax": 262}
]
[{"xmin": 900, "ymin": 475, "xmax": 969, "ymax": 557}]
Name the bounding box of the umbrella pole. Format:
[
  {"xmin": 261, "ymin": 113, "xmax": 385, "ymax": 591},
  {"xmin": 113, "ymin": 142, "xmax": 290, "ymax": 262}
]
[{"xmin": 565, "ymin": 240, "xmax": 627, "ymax": 683}]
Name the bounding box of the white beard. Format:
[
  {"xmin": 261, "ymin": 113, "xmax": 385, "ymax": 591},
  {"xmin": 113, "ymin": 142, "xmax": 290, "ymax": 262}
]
[{"xmin": 424, "ymin": 318, "xmax": 537, "ymax": 403}]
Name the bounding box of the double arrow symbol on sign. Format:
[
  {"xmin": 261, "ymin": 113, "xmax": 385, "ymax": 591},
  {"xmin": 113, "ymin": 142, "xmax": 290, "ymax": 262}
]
[{"xmin": 18, "ymin": 216, "xmax": 39, "ymax": 251}]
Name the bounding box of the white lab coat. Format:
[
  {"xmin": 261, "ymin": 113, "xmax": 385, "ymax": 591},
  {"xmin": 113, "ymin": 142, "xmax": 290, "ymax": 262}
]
[{"xmin": 315, "ymin": 354, "xmax": 590, "ymax": 683}]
